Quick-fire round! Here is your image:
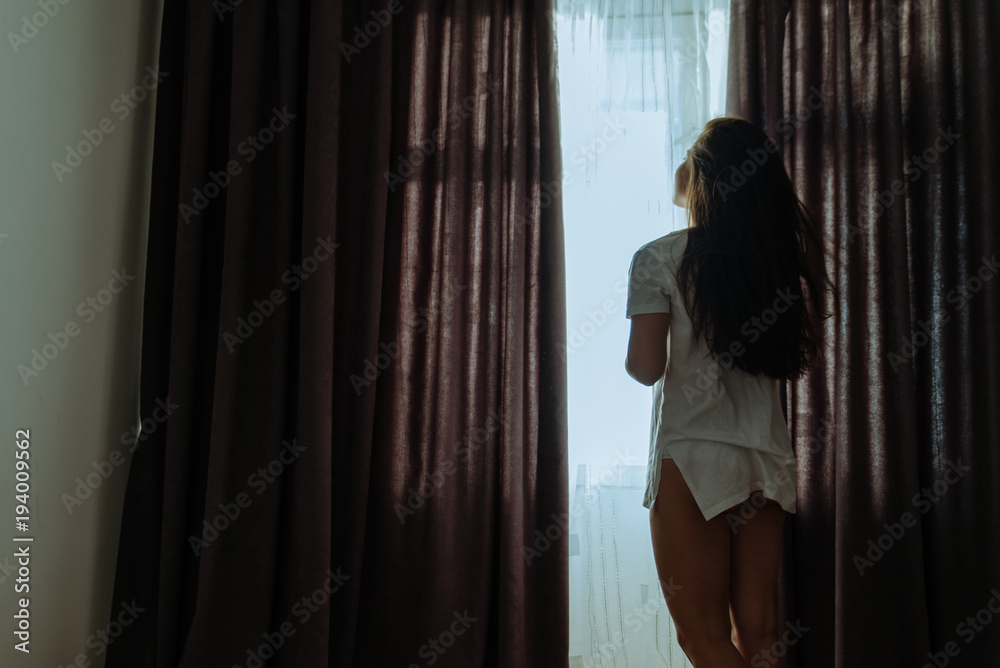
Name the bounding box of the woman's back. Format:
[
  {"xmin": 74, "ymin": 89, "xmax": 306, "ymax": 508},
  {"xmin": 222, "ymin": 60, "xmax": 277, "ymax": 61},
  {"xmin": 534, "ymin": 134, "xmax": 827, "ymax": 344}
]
[
  {"xmin": 627, "ymin": 227, "xmax": 796, "ymax": 520},
  {"xmin": 627, "ymin": 115, "xmax": 833, "ymax": 668}
]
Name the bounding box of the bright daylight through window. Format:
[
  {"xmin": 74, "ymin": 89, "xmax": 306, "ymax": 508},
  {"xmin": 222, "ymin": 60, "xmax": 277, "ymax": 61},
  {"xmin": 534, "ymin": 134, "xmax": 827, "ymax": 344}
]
[{"xmin": 555, "ymin": 0, "xmax": 729, "ymax": 664}]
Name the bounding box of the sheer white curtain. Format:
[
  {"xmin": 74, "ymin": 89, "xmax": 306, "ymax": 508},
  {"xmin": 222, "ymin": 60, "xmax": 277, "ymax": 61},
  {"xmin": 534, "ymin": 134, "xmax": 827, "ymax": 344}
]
[{"xmin": 554, "ymin": 0, "xmax": 729, "ymax": 665}]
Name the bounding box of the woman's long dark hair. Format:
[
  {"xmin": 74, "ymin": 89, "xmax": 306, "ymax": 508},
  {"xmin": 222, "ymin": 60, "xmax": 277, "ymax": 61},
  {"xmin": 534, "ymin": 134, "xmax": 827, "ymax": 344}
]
[{"xmin": 676, "ymin": 116, "xmax": 834, "ymax": 380}]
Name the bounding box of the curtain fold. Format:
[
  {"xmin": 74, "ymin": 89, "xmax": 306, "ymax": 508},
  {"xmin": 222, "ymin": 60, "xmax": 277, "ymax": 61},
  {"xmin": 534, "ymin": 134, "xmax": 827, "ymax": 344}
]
[
  {"xmin": 729, "ymin": 1, "xmax": 1000, "ymax": 666},
  {"xmin": 106, "ymin": 1, "xmax": 568, "ymax": 666}
]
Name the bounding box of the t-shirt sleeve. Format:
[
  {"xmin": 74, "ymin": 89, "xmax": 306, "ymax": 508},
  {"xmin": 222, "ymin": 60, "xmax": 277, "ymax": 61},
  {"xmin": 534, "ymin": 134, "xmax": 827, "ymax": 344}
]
[{"xmin": 625, "ymin": 245, "xmax": 672, "ymax": 318}]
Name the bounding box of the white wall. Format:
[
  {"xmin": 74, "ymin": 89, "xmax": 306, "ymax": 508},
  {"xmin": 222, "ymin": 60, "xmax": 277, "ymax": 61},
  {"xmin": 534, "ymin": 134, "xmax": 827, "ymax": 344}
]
[{"xmin": 0, "ymin": 0, "xmax": 163, "ymax": 665}]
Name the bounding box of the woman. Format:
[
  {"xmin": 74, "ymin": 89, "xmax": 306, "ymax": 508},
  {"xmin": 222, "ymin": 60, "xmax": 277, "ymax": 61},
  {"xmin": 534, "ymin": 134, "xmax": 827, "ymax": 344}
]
[{"xmin": 623, "ymin": 117, "xmax": 831, "ymax": 667}]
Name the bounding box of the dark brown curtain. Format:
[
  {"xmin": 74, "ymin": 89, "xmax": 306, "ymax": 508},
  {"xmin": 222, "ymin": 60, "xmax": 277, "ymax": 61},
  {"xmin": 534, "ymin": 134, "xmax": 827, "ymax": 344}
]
[
  {"xmin": 729, "ymin": 1, "xmax": 1000, "ymax": 666},
  {"xmin": 106, "ymin": 1, "xmax": 568, "ymax": 666}
]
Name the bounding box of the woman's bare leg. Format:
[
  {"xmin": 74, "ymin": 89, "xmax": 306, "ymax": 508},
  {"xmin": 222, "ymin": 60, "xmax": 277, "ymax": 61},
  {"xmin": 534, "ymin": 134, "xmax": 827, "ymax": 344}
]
[
  {"xmin": 727, "ymin": 490, "xmax": 786, "ymax": 666},
  {"xmin": 649, "ymin": 459, "xmax": 750, "ymax": 667}
]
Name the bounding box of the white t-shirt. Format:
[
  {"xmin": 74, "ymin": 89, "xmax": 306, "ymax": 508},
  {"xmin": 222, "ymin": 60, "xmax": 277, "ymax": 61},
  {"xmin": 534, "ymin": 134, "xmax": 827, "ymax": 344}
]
[{"xmin": 625, "ymin": 228, "xmax": 797, "ymax": 520}]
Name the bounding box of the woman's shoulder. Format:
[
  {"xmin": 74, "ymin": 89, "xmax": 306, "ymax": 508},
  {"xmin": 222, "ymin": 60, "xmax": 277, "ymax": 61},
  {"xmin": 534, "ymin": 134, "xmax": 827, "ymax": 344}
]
[{"xmin": 635, "ymin": 228, "xmax": 689, "ymax": 267}]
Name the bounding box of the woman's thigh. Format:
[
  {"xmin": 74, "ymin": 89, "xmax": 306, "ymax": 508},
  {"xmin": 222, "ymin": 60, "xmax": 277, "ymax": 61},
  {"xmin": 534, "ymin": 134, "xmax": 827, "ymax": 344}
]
[
  {"xmin": 649, "ymin": 458, "xmax": 733, "ymax": 642},
  {"xmin": 726, "ymin": 491, "xmax": 786, "ymax": 639}
]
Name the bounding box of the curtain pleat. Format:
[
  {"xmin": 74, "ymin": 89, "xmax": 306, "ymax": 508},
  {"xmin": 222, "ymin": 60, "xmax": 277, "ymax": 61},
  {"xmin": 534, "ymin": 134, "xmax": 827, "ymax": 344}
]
[
  {"xmin": 729, "ymin": 1, "xmax": 1000, "ymax": 666},
  {"xmin": 106, "ymin": 1, "xmax": 568, "ymax": 666}
]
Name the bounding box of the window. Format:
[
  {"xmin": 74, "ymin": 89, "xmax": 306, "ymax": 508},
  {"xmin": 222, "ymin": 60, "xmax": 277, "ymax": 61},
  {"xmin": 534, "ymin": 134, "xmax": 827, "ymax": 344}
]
[{"xmin": 555, "ymin": 1, "xmax": 729, "ymax": 664}]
